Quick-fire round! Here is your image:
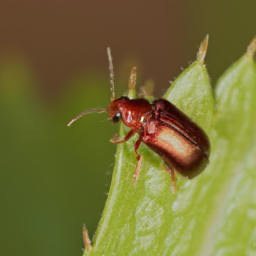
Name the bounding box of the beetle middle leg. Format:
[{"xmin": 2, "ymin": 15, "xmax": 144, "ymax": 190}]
[{"xmin": 133, "ymin": 139, "xmax": 143, "ymax": 183}]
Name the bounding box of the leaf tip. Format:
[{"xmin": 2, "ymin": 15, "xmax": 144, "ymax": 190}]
[
  {"xmin": 128, "ymin": 67, "xmax": 137, "ymax": 99},
  {"xmin": 247, "ymin": 36, "xmax": 256, "ymax": 58},
  {"xmin": 128, "ymin": 67, "xmax": 137, "ymax": 90},
  {"xmin": 83, "ymin": 224, "xmax": 92, "ymax": 252},
  {"xmin": 197, "ymin": 34, "xmax": 209, "ymax": 64}
]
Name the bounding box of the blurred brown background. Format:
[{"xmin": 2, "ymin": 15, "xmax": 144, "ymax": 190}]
[{"xmin": 0, "ymin": 1, "xmax": 255, "ymax": 256}]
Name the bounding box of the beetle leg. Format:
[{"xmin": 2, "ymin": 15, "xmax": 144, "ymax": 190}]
[
  {"xmin": 133, "ymin": 139, "xmax": 143, "ymax": 183},
  {"xmin": 170, "ymin": 168, "xmax": 176, "ymax": 193},
  {"xmin": 110, "ymin": 122, "xmax": 143, "ymax": 144},
  {"xmin": 162, "ymin": 166, "xmax": 176, "ymax": 193},
  {"xmin": 110, "ymin": 127, "xmax": 137, "ymax": 144}
]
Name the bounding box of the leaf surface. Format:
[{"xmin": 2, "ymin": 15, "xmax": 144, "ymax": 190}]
[{"xmin": 84, "ymin": 40, "xmax": 256, "ymax": 256}]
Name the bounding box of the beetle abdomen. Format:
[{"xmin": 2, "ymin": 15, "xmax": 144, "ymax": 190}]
[
  {"xmin": 142, "ymin": 120, "xmax": 208, "ymax": 178},
  {"xmin": 153, "ymin": 99, "xmax": 210, "ymax": 159},
  {"xmin": 140, "ymin": 98, "xmax": 210, "ymax": 179}
]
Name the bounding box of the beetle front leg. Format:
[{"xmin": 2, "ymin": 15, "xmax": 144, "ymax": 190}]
[
  {"xmin": 110, "ymin": 121, "xmax": 143, "ymax": 144},
  {"xmin": 110, "ymin": 127, "xmax": 137, "ymax": 144}
]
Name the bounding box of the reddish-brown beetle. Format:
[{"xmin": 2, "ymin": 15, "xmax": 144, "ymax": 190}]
[{"xmin": 68, "ymin": 48, "xmax": 210, "ymax": 191}]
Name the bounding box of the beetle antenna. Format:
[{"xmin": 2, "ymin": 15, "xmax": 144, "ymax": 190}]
[
  {"xmin": 107, "ymin": 47, "xmax": 115, "ymax": 101},
  {"xmin": 67, "ymin": 108, "xmax": 107, "ymax": 126},
  {"xmin": 101, "ymin": 118, "xmax": 111, "ymax": 122}
]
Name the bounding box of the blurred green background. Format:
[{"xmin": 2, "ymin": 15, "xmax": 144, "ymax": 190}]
[{"xmin": 0, "ymin": 1, "xmax": 255, "ymax": 256}]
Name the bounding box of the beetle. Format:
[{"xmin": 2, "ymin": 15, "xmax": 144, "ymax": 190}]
[{"xmin": 68, "ymin": 48, "xmax": 210, "ymax": 191}]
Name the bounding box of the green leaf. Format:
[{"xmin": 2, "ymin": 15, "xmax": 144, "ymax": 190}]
[
  {"xmin": 208, "ymin": 52, "xmax": 256, "ymax": 255},
  {"xmin": 164, "ymin": 61, "xmax": 214, "ymax": 132},
  {"xmin": 84, "ymin": 37, "xmax": 256, "ymax": 255}
]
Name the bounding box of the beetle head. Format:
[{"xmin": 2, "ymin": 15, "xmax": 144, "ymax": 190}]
[
  {"xmin": 68, "ymin": 48, "xmax": 143, "ymax": 127},
  {"xmin": 107, "ymin": 96, "xmax": 152, "ymax": 128},
  {"xmin": 107, "ymin": 96, "xmax": 129, "ymax": 124}
]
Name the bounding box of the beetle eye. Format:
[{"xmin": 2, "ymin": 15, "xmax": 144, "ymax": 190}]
[{"xmin": 112, "ymin": 113, "xmax": 121, "ymax": 123}]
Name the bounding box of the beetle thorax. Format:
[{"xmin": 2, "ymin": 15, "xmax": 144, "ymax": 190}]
[{"xmin": 107, "ymin": 97, "xmax": 152, "ymax": 128}]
